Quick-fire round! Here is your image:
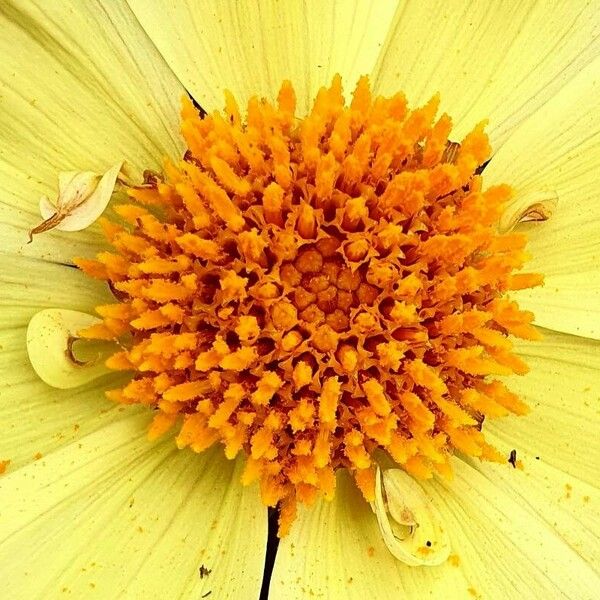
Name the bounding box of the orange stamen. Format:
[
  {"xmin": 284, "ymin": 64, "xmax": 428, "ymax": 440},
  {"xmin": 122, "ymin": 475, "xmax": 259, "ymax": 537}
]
[{"xmin": 77, "ymin": 76, "xmax": 542, "ymax": 536}]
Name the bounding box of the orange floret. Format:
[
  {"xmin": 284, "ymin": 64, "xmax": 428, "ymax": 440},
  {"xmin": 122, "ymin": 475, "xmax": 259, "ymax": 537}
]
[{"xmin": 77, "ymin": 76, "xmax": 541, "ymax": 535}]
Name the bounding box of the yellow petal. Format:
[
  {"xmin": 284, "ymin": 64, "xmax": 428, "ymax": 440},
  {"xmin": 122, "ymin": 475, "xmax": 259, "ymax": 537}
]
[
  {"xmin": 0, "ymin": 325, "xmax": 132, "ymax": 472},
  {"xmin": 0, "ymin": 253, "xmax": 111, "ymax": 329},
  {"xmin": 271, "ymin": 464, "xmax": 598, "ymax": 598},
  {"xmin": 0, "ymin": 416, "xmax": 267, "ymax": 599},
  {"xmin": 373, "ymin": 1, "xmax": 600, "ymax": 146},
  {"xmin": 128, "ymin": 0, "xmax": 398, "ymax": 115},
  {"xmin": 492, "ymin": 328, "xmax": 600, "ymax": 485},
  {"xmin": 0, "ymin": 1, "xmax": 185, "ymax": 262},
  {"xmin": 479, "ymin": 430, "xmax": 599, "ymax": 573},
  {"xmin": 440, "ymin": 459, "xmax": 599, "ymax": 599},
  {"xmin": 0, "ymin": 254, "xmax": 121, "ymax": 471},
  {"xmin": 485, "ymin": 54, "xmax": 600, "ymax": 339}
]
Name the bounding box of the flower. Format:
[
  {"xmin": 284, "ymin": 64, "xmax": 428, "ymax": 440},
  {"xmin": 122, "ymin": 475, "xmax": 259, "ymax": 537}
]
[
  {"xmin": 1, "ymin": 2, "xmax": 599, "ymax": 599},
  {"xmin": 69, "ymin": 75, "xmax": 542, "ymax": 546}
]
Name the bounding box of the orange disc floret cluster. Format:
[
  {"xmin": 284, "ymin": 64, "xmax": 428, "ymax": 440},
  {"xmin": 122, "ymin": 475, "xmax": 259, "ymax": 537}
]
[{"xmin": 76, "ymin": 76, "xmax": 542, "ymax": 535}]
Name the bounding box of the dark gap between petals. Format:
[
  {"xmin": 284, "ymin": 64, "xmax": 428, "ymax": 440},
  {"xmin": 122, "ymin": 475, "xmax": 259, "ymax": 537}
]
[
  {"xmin": 475, "ymin": 158, "xmax": 491, "ymax": 175},
  {"xmin": 260, "ymin": 507, "xmax": 280, "ymax": 600},
  {"xmin": 188, "ymin": 91, "xmax": 208, "ymax": 118}
]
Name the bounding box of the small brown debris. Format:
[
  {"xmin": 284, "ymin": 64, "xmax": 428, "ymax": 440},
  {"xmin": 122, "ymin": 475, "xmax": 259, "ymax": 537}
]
[
  {"xmin": 199, "ymin": 565, "xmax": 212, "ymax": 579},
  {"xmin": 508, "ymin": 449, "xmax": 517, "ymax": 468},
  {"xmin": 142, "ymin": 169, "xmax": 163, "ymax": 188}
]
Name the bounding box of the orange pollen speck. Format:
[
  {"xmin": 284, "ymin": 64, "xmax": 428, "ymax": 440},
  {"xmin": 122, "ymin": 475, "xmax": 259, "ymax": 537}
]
[{"xmin": 76, "ymin": 75, "xmax": 542, "ymax": 536}]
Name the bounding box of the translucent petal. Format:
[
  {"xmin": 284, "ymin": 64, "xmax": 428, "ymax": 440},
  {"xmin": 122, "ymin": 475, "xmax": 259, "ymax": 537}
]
[
  {"xmin": 486, "ymin": 54, "xmax": 600, "ymax": 339},
  {"xmin": 0, "ymin": 0, "xmax": 185, "ymax": 263},
  {"xmin": 128, "ymin": 0, "xmax": 398, "ymax": 115},
  {"xmin": 372, "ymin": 467, "xmax": 450, "ymax": 566},
  {"xmin": 373, "ymin": 1, "xmax": 600, "ymax": 147},
  {"xmin": 0, "ymin": 415, "xmax": 267, "ymax": 599}
]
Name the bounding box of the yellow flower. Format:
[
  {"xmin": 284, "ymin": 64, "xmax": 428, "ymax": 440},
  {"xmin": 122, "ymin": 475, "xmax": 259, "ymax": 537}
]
[{"xmin": 0, "ymin": 2, "xmax": 598, "ymax": 599}]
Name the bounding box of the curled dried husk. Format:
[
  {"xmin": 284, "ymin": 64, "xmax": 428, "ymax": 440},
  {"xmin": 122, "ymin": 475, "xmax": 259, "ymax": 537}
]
[
  {"xmin": 26, "ymin": 309, "xmax": 110, "ymax": 389},
  {"xmin": 498, "ymin": 189, "xmax": 558, "ymax": 233},
  {"xmin": 371, "ymin": 466, "xmax": 451, "ymax": 566},
  {"xmin": 29, "ymin": 162, "xmax": 123, "ymax": 241}
]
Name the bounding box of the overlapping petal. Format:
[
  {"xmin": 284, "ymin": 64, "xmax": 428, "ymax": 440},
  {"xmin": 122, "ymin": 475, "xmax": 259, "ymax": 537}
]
[
  {"xmin": 373, "ymin": 0, "xmax": 600, "ymax": 147},
  {"xmin": 0, "ymin": 415, "xmax": 267, "ymax": 599},
  {"xmin": 486, "ymin": 54, "xmax": 600, "ymax": 339},
  {"xmin": 271, "ymin": 463, "xmax": 598, "ymax": 599},
  {"xmin": 127, "ymin": 0, "xmax": 398, "ymax": 115},
  {"xmin": 490, "ymin": 328, "xmax": 600, "ymax": 485},
  {"xmin": 0, "ymin": 0, "xmax": 185, "ymax": 263}
]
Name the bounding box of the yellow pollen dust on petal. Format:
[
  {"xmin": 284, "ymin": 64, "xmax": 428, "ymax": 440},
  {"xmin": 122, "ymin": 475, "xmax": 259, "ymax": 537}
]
[{"xmin": 75, "ymin": 74, "xmax": 542, "ymax": 540}]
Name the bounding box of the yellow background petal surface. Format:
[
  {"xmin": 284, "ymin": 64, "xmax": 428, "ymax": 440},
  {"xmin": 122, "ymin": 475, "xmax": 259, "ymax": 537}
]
[
  {"xmin": 373, "ymin": 0, "xmax": 600, "ymax": 147},
  {"xmin": 271, "ymin": 462, "xmax": 598, "ymax": 599},
  {"xmin": 0, "ymin": 415, "xmax": 267, "ymax": 599},
  {"xmin": 127, "ymin": 0, "xmax": 398, "ymax": 115},
  {"xmin": 0, "ymin": 0, "xmax": 185, "ymax": 263},
  {"xmin": 486, "ymin": 54, "xmax": 600, "ymax": 340}
]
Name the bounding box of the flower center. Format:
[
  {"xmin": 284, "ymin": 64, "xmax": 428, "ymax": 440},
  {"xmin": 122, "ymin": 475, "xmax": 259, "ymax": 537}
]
[{"xmin": 75, "ymin": 75, "xmax": 541, "ymax": 537}]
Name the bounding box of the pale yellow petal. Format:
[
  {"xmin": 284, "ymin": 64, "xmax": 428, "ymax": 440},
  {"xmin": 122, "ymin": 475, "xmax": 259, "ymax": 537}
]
[
  {"xmin": 491, "ymin": 328, "xmax": 600, "ymax": 486},
  {"xmin": 272, "ymin": 465, "xmax": 599, "ymax": 599},
  {"xmin": 0, "ymin": 253, "xmax": 110, "ymax": 329},
  {"xmin": 0, "ymin": 0, "xmax": 185, "ymax": 263},
  {"xmin": 0, "ymin": 325, "xmax": 131, "ymax": 472},
  {"xmin": 485, "ymin": 54, "xmax": 600, "ymax": 339},
  {"xmin": 0, "ymin": 415, "xmax": 267, "ymax": 599},
  {"xmin": 0, "ymin": 254, "xmax": 119, "ymax": 471},
  {"xmin": 474, "ymin": 328, "xmax": 600, "ymax": 573},
  {"xmin": 128, "ymin": 0, "xmax": 398, "ymax": 115},
  {"xmin": 373, "ymin": 0, "xmax": 600, "ymax": 146},
  {"xmin": 478, "ymin": 430, "xmax": 600, "ymax": 571},
  {"xmin": 437, "ymin": 459, "xmax": 599, "ymax": 599}
]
